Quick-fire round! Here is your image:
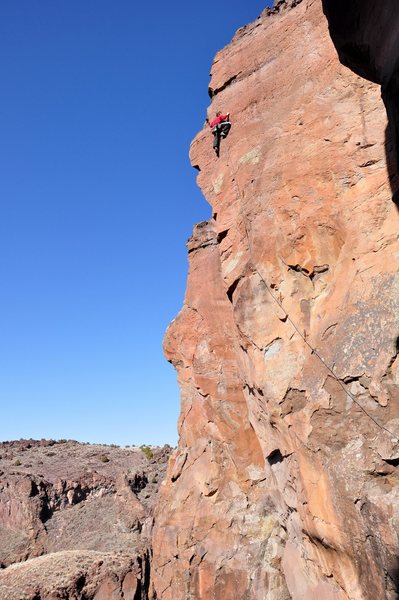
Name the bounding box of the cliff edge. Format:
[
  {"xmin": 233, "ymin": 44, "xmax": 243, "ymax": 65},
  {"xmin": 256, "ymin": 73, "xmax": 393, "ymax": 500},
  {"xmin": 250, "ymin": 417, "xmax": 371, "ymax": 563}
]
[{"xmin": 152, "ymin": 1, "xmax": 399, "ymax": 599}]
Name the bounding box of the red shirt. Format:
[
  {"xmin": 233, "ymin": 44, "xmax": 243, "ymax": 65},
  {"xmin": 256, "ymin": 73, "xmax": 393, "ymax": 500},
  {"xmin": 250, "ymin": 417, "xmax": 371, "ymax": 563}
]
[{"xmin": 210, "ymin": 114, "xmax": 229, "ymax": 128}]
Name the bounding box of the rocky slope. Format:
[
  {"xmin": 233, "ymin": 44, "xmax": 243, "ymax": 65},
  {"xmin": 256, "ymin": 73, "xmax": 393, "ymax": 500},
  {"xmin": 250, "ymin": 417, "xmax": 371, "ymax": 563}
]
[
  {"xmin": 152, "ymin": 1, "xmax": 399, "ymax": 599},
  {"xmin": 0, "ymin": 439, "xmax": 170, "ymax": 599}
]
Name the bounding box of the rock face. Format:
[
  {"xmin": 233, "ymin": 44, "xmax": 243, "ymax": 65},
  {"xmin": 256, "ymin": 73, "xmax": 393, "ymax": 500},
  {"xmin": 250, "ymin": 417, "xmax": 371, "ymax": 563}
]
[
  {"xmin": 152, "ymin": 1, "xmax": 399, "ymax": 599},
  {"xmin": 322, "ymin": 0, "xmax": 399, "ymax": 200},
  {"xmin": 322, "ymin": 0, "xmax": 399, "ymax": 86},
  {"xmin": 0, "ymin": 440, "xmax": 170, "ymax": 599}
]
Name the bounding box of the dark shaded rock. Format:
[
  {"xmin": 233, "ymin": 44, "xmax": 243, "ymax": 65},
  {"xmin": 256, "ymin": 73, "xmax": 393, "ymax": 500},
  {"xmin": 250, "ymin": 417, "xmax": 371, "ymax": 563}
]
[{"xmin": 322, "ymin": 0, "xmax": 399, "ymax": 201}]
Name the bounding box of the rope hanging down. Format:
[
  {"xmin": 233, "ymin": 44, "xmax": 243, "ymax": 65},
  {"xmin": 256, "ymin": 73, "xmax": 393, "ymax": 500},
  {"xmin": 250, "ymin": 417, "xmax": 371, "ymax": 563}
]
[{"xmin": 224, "ymin": 143, "xmax": 399, "ymax": 444}]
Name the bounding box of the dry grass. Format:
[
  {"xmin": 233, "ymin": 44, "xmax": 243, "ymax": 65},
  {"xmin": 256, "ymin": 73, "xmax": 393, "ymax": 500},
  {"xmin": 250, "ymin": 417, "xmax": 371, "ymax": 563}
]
[{"xmin": 0, "ymin": 550, "xmax": 140, "ymax": 599}]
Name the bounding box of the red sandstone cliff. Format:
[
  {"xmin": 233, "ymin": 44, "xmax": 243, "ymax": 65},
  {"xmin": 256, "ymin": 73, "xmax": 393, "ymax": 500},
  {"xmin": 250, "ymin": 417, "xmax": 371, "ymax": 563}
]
[{"xmin": 152, "ymin": 1, "xmax": 399, "ymax": 598}]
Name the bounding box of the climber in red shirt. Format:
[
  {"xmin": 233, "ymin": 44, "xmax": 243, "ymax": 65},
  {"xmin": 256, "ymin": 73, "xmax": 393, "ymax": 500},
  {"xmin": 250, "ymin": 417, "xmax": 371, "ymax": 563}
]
[{"xmin": 209, "ymin": 111, "xmax": 231, "ymax": 156}]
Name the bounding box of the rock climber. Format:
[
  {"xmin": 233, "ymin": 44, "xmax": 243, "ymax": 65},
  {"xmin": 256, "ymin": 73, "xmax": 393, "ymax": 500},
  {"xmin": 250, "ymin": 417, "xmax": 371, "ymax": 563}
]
[{"xmin": 209, "ymin": 111, "xmax": 231, "ymax": 156}]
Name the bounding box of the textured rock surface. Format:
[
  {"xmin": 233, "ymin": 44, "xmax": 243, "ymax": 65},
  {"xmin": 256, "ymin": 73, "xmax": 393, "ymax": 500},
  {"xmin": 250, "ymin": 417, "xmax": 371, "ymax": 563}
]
[
  {"xmin": 0, "ymin": 440, "xmax": 170, "ymax": 598},
  {"xmin": 0, "ymin": 550, "xmax": 148, "ymax": 600},
  {"xmin": 152, "ymin": 1, "xmax": 399, "ymax": 598},
  {"xmin": 322, "ymin": 0, "xmax": 399, "ymax": 201},
  {"xmin": 322, "ymin": 0, "xmax": 399, "ymax": 86}
]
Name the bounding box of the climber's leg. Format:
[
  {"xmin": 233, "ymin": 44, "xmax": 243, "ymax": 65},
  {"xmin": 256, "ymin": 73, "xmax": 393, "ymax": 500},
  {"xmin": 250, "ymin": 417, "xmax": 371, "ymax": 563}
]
[
  {"xmin": 213, "ymin": 127, "xmax": 221, "ymax": 156},
  {"xmin": 220, "ymin": 122, "xmax": 231, "ymax": 138}
]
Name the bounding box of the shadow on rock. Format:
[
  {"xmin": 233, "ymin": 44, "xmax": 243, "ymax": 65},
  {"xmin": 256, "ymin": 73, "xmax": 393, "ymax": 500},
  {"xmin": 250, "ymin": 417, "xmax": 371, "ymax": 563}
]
[
  {"xmin": 322, "ymin": 0, "xmax": 399, "ymax": 209},
  {"xmin": 382, "ymin": 68, "xmax": 399, "ymax": 208},
  {"xmin": 387, "ymin": 562, "xmax": 399, "ymax": 599},
  {"xmin": 385, "ymin": 124, "xmax": 399, "ymax": 208}
]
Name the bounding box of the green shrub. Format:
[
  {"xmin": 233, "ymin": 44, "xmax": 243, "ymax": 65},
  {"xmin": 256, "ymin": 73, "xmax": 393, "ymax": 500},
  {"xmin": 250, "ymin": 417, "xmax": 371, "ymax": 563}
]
[
  {"xmin": 140, "ymin": 445, "xmax": 153, "ymax": 460},
  {"xmin": 14, "ymin": 459, "xmax": 22, "ymax": 466},
  {"xmin": 99, "ymin": 454, "xmax": 110, "ymax": 463}
]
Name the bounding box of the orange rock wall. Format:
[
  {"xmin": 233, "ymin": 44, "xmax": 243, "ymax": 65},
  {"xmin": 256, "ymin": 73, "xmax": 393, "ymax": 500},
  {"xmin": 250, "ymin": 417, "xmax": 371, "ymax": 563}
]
[{"xmin": 152, "ymin": 1, "xmax": 399, "ymax": 598}]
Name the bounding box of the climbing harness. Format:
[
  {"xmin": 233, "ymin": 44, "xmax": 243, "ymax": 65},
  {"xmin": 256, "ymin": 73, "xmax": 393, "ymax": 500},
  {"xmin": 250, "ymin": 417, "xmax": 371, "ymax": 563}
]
[{"xmin": 224, "ymin": 142, "xmax": 399, "ymax": 444}]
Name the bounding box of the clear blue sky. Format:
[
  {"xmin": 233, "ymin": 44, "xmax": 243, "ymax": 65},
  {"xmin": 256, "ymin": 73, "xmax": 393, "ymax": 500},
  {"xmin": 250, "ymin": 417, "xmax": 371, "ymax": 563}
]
[{"xmin": 0, "ymin": 1, "xmax": 269, "ymax": 446}]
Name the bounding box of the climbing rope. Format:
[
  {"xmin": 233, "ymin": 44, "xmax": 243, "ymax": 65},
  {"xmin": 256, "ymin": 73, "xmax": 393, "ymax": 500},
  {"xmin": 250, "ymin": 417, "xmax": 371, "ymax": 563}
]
[{"xmin": 223, "ymin": 142, "xmax": 399, "ymax": 444}]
